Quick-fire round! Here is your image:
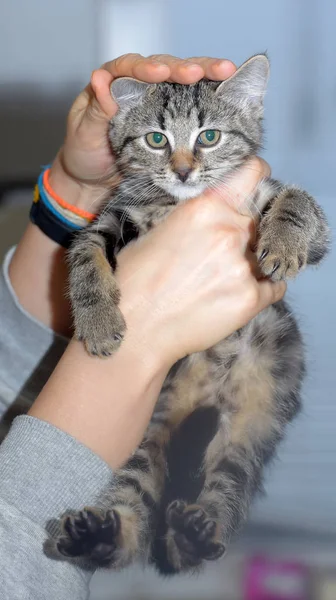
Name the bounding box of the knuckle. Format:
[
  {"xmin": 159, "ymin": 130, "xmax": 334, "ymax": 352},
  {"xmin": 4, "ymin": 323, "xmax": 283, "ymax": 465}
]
[
  {"xmin": 206, "ymin": 225, "xmax": 244, "ymax": 255},
  {"xmin": 113, "ymin": 53, "xmax": 142, "ymax": 70},
  {"xmin": 148, "ymin": 53, "xmax": 176, "ymax": 62},
  {"xmin": 231, "ymin": 259, "xmax": 252, "ymax": 280},
  {"xmin": 187, "ymin": 197, "xmax": 218, "ymax": 225},
  {"xmin": 220, "ymin": 227, "xmax": 242, "ymax": 251}
]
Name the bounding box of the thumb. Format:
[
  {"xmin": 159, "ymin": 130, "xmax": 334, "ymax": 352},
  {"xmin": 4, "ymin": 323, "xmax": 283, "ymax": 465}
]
[
  {"xmin": 216, "ymin": 157, "xmax": 271, "ymax": 214},
  {"xmin": 67, "ymin": 69, "xmax": 118, "ymax": 137},
  {"xmin": 90, "ymin": 69, "xmax": 118, "ymax": 120},
  {"xmin": 257, "ymin": 279, "xmax": 287, "ymax": 311}
]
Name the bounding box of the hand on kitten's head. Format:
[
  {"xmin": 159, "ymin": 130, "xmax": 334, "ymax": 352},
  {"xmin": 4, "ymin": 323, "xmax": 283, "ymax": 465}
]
[{"xmin": 50, "ymin": 55, "xmax": 236, "ymax": 210}]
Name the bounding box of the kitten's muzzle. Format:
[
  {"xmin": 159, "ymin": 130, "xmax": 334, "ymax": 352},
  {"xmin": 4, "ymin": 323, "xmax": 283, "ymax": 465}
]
[
  {"xmin": 175, "ymin": 166, "xmax": 193, "ymax": 183},
  {"xmin": 170, "ymin": 149, "xmax": 196, "ymax": 183}
]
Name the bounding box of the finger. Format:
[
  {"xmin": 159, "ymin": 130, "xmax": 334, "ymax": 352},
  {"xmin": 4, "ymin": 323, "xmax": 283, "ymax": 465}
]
[
  {"xmin": 185, "ymin": 57, "xmax": 236, "ymax": 81},
  {"xmin": 230, "ymin": 157, "xmax": 271, "ymax": 197},
  {"xmin": 208, "ymin": 157, "xmax": 271, "ymax": 212},
  {"xmin": 150, "ymin": 56, "xmax": 236, "ymax": 83},
  {"xmin": 67, "ymin": 69, "xmax": 116, "ymax": 135},
  {"xmin": 91, "ymin": 61, "xmax": 172, "ymax": 121},
  {"xmin": 103, "ymin": 54, "xmax": 170, "ymax": 83},
  {"xmin": 257, "ymin": 279, "xmax": 287, "ymax": 310},
  {"xmin": 88, "ymin": 55, "xmax": 237, "ymax": 122},
  {"xmin": 90, "ymin": 69, "xmax": 117, "ymax": 119},
  {"xmin": 167, "ymin": 61, "xmax": 205, "ymax": 84},
  {"xmin": 148, "ymin": 54, "xmax": 204, "ymax": 83},
  {"xmin": 83, "ymin": 56, "xmax": 175, "ymax": 127}
]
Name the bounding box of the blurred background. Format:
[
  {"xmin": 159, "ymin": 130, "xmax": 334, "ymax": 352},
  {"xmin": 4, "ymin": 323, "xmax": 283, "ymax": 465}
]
[{"xmin": 1, "ymin": 0, "xmax": 335, "ymax": 598}]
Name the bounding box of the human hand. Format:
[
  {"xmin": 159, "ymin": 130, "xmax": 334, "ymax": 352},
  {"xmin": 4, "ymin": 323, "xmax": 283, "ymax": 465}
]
[
  {"xmin": 49, "ymin": 54, "xmax": 236, "ymax": 210},
  {"xmin": 116, "ymin": 158, "xmax": 286, "ymax": 369}
]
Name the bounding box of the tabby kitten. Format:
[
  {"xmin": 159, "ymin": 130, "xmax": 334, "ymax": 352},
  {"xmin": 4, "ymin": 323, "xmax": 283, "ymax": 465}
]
[{"xmin": 55, "ymin": 55, "xmax": 329, "ymax": 574}]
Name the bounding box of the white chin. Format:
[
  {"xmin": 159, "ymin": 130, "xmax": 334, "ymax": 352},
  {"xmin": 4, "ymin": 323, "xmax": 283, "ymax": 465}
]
[{"xmin": 162, "ymin": 183, "xmax": 206, "ymax": 201}]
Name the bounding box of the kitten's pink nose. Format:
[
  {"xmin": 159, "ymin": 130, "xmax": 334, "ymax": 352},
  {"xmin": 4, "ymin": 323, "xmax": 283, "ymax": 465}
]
[
  {"xmin": 170, "ymin": 150, "xmax": 195, "ymax": 183},
  {"xmin": 175, "ymin": 166, "xmax": 192, "ymax": 182}
]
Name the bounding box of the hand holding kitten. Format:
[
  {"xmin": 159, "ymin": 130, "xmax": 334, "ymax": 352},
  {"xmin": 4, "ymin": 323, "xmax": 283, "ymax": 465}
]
[{"xmin": 115, "ymin": 158, "xmax": 286, "ymax": 367}]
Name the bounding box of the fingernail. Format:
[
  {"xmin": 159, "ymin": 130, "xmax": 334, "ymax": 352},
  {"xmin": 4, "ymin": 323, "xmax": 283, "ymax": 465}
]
[{"xmin": 213, "ymin": 60, "xmax": 236, "ymax": 75}]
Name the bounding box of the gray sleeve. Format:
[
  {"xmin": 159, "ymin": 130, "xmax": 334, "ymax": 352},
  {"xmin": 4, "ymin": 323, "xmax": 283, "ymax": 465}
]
[
  {"xmin": 0, "ymin": 249, "xmax": 114, "ymax": 599},
  {"xmin": 0, "ymin": 247, "xmax": 68, "ymax": 419},
  {"xmin": 0, "ymin": 416, "xmax": 114, "ymax": 600}
]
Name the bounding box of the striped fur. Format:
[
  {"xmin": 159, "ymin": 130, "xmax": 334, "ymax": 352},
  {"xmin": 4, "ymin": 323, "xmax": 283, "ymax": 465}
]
[{"xmin": 54, "ymin": 56, "xmax": 330, "ymax": 573}]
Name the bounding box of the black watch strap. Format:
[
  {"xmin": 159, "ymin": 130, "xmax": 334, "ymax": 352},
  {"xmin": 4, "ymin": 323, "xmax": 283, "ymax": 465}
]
[{"xmin": 30, "ymin": 178, "xmax": 81, "ymax": 249}]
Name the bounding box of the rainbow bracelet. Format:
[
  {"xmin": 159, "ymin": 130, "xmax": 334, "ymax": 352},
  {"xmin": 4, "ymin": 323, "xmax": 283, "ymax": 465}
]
[{"xmin": 30, "ymin": 166, "xmax": 97, "ymax": 248}]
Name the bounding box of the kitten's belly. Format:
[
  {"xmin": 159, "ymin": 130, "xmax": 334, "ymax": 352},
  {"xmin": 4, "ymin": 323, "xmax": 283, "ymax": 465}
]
[
  {"xmin": 149, "ymin": 301, "xmax": 303, "ymax": 439},
  {"xmin": 152, "ymin": 353, "xmax": 218, "ymax": 434}
]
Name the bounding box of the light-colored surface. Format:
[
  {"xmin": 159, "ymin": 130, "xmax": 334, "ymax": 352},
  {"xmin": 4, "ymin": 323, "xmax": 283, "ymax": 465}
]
[
  {"xmin": 0, "ymin": 0, "xmax": 97, "ymax": 179},
  {"xmin": 98, "ymin": 0, "xmax": 170, "ymax": 61}
]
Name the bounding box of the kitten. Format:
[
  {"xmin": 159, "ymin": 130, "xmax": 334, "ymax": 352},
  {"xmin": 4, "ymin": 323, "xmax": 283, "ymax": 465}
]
[{"xmin": 55, "ymin": 55, "xmax": 329, "ymax": 574}]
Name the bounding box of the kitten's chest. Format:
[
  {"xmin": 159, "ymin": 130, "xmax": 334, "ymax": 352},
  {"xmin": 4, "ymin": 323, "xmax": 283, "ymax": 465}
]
[{"xmin": 126, "ymin": 204, "xmax": 177, "ymax": 235}]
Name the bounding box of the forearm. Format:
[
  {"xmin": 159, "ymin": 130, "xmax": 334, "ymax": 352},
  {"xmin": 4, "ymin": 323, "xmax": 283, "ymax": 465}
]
[
  {"xmin": 28, "ymin": 318, "xmax": 169, "ymax": 469},
  {"xmin": 8, "ymin": 154, "xmax": 108, "ymax": 337},
  {"xmin": 8, "ymin": 223, "xmax": 72, "ymax": 336}
]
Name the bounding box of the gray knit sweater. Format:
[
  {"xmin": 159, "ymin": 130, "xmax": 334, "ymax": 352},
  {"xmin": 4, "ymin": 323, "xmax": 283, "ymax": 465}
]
[{"xmin": 0, "ymin": 249, "xmax": 114, "ymax": 600}]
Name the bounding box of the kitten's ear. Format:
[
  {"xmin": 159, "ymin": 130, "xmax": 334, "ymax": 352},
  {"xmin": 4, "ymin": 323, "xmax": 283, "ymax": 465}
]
[
  {"xmin": 110, "ymin": 77, "xmax": 155, "ymax": 109},
  {"xmin": 216, "ymin": 54, "xmax": 269, "ymax": 109}
]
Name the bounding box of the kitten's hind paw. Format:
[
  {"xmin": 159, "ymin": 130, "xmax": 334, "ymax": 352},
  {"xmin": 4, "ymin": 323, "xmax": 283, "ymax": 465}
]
[
  {"xmin": 57, "ymin": 508, "xmax": 120, "ymax": 566},
  {"xmin": 166, "ymin": 501, "xmax": 225, "ymax": 569}
]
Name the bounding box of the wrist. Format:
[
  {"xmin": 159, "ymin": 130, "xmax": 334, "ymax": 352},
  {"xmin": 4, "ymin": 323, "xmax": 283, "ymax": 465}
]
[
  {"xmin": 29, "ymin": 335, "xmax": 169, "ymax": 468},
  {"xmin": 119, "ymin": 292, "xmax": 176, "ymax": 376},
  {"xmin": 49, "ymin": 152, "xmax": 109, "ymax": 212}
]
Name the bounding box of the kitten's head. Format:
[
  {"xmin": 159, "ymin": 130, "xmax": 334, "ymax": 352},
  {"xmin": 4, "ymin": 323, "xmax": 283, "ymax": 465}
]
[{"xmin": 109, "ymin": 54, "xmax": 269, "ymax": 201}]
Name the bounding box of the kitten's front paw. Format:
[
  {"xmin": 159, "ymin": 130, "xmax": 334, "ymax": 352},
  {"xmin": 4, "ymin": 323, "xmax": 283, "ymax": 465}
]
[
  {"xmin": 257, "ymin": 233, "xmax": 307, "ymax": 281},
  {"xmin": 57, "ymin": 508, "xmax": 120, "ymax": 565},
  {"xmin": 74, "ymin": 302, "xmax": 126, "ymax": 357}
]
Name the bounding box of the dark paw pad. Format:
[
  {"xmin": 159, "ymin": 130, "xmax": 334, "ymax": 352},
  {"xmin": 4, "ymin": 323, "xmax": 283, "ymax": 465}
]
[
  {"xmin": 167, "ymin": 501, "xmax": 225, "ymax": 563},
  {"xmin": 57, "ymin": 508, "xmax": 120, "ymax": 565}
]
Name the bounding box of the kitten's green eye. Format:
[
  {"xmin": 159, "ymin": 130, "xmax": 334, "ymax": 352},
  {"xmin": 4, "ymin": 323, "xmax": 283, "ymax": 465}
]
[
  {"xmin": 146, "ymin": 132, "xmax": 168, "ymax": 149},
  {"xmin": 197, "ymin": 130, "xmax": 221, "ymax": 147}
]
